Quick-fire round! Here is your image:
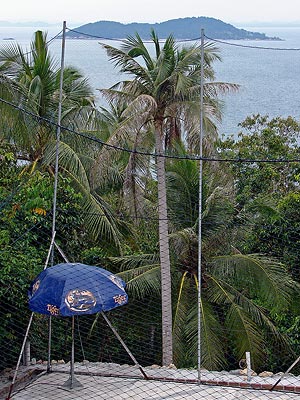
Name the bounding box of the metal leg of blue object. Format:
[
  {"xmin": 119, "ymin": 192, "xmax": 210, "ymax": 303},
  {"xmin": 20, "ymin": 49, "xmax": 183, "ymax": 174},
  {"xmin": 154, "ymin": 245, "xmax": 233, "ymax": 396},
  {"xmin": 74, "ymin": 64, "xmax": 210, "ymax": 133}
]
[
  {"xmin": 53, "ymin": 242, "xmax": 83, "ymax": 389},
  {"xmin": 5, "ymin": 313, "xmax": 35, "ymax": 399},
  {"xmin": 101, "ymin": 311, "xmax": 149, "ymax": 380},
  {"xmin": 270, "ymin": 355, "xmax": 300, "ymax": 391},
  {"xmin": 61, "ymin": 316, "xmax": 83, "ymax": 390}
]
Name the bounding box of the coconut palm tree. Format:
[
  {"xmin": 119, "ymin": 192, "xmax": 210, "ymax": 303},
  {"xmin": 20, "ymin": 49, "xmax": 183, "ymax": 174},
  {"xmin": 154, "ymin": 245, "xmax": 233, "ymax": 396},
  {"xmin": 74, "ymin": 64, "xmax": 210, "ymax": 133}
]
[
  {"xmin": 113, "ymin": 154, "xmax": 298, "ymax": 370},
  {"xmin": 0, "ymin": 31, "xmax": 126, "ymax": 249},
  {"xmin": 98, "ymin": 30, "xmax": 237, "ymax": 365},
  {"xmin": 0, "ymin": 30, "xmax": 96, "ymax": 166}
]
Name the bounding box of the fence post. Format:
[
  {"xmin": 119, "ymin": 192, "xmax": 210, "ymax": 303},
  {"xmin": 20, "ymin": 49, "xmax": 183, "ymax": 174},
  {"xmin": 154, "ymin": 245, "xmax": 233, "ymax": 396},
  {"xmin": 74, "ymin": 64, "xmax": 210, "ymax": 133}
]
[{"xmin": 246, "ymin": 352, "xmax": 251, "ymax": 382}]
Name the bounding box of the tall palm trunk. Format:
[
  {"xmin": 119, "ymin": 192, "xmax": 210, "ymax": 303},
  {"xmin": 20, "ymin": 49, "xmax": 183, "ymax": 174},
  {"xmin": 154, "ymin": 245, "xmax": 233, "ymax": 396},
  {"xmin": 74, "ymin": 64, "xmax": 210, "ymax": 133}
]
[{"xmin": 155, "ymin": 121, "xmax": 173, "ymax": 366}]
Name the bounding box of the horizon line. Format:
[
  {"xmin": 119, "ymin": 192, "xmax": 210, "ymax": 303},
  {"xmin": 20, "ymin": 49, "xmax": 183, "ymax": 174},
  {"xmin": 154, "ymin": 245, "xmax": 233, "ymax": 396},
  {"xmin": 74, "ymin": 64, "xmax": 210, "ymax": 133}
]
[{"xmin": 0, "ymin": 17, "xmax": 300, "ymax": 28}]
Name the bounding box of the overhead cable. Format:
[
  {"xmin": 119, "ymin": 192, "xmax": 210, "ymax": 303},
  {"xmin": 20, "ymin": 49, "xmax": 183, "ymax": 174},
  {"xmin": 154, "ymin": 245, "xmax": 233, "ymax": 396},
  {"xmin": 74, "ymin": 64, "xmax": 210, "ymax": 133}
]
[
  {"xmin": 204, "ymin": 34, "xmax": 300, "ymax": 51},
  {"xmin": 0, "ymin": 97, "xmax": 300, "ymax": 164}
]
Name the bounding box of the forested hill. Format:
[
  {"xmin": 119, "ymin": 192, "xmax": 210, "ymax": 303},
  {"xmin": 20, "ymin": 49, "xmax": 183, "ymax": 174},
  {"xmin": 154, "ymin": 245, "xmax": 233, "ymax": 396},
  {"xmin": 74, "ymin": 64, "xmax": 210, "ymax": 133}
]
[{"xmin": 66, "ymin": 17, "xmax": 280, "ymax": 40}]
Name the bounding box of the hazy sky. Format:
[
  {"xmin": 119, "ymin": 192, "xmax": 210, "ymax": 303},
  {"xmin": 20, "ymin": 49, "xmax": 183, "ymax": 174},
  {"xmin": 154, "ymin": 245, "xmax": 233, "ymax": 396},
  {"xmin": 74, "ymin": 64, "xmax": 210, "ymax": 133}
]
[{"xmin": 1, "ymin": 0, "xmax": 299, "ymax": 26}]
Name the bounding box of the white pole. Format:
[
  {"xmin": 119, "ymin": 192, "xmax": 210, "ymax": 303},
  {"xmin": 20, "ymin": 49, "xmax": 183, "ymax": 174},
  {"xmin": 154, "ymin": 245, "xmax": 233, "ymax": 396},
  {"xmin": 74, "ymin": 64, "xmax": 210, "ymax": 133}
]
[
  {"xmin": 48, "ymin": 20, "xmax": 67, "ymax": 374},
  {"xmin": 5, "ymin": 232, "xmax": 56, "ymax": 398},
  {"xmin": 246, "ymin": 352, "xmax": 252, "ymax": 382},
  {"xmin": 70, "ymin": 316, "xmax": 75, "ymax": 389},
  {"xmin": 6, "ymin": 314, "xmax": 34, "ymax": 399},
  {"xmin": 270, "ymin": 355, "xmax": 300, "ymax": 391},
  {"xmin": 197, "ymin": 28, "xmax": 205, "ymax": 383},
  {"xmin": 51, "ymin": 20, "xmax": 66, "ymax": 247}
]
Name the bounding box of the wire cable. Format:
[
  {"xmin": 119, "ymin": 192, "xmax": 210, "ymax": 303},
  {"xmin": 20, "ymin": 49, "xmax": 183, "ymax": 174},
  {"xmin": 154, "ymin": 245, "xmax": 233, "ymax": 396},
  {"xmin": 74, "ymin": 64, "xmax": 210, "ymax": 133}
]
[
  {"xmin": 1, "ymin": 97, "xmax": 300, "ymax": 164},
  {"xmin": 66, "ymin": 27, "xmax": 300, "ymax": 49},
  {"xmin": 0, "ymin": 29, "xmax": 65, "ymax": 59},
  {"xmin": 66, "ymin": 27, "xmax": 202, "ymax": 43},
  {"xmin": 204, "ymin": 34, "xmax": 300, "ymax": 51}
]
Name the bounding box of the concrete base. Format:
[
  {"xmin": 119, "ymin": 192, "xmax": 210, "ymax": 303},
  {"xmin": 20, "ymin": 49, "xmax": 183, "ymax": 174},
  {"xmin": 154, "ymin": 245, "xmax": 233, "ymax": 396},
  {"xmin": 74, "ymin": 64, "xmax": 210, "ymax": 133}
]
[{"xmin": 60, "ymin": 375, "xmax": 84, "ymax": 390}]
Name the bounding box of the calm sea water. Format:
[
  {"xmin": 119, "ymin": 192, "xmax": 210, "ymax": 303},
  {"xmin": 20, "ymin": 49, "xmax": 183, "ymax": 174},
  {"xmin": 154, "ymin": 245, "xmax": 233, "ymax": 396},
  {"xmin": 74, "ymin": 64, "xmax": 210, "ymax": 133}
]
[{"xmin": 1, "ymin": 25, "xmax": 300, "ymax": 136}]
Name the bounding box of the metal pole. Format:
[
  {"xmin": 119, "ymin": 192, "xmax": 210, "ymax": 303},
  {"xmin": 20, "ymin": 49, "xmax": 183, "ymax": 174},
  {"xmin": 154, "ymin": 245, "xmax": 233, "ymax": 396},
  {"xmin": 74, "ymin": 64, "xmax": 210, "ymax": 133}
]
[
  {"xmin": 101, "ymin": 312, "xmax": 149, "ymax": 380},
  {"xmin": 270, "ymin": 355, "xmax": 300, "ymax": 391},
  {"xmin": 46, "ymin": 232, "xmax": 56, "ymax": 374},
  {"xmin": 70, "ymin": 316, "xmax": 75, "ymax": 389},
  {"xmin": 61, "ymin": 316, "xmax": 83, "ymax": 390},
  {"xmin": 197, "ymin": 28, "xmax": 205, "ymax": 383},
  {"xmin": 23, "ymin": 340, "xmax": 31, "ymax": 366},
  {"xmin": 48, "ymin": 20, "xmax": 67, "ymax": 374},
  {"xmin": 5, "ymin": 313, "xmax": 34, "ymax": 399},
  {"xmin": 51, "ymin": 20, "xmax": 66, "ymax": 254},
  {"xmin": 44, "ymin": 231, "xmax": 56, "ymax": 270},
  {"xmin": 246, "ymin": 352, "xmax": 252, "ymax": 382},
  {"xmin": 5, "ymin": 232, "xmax": 56, "ymax": 399},
  {"xmin": 54, "ymin": 241, "xmax": 69, "ymax": 263}
]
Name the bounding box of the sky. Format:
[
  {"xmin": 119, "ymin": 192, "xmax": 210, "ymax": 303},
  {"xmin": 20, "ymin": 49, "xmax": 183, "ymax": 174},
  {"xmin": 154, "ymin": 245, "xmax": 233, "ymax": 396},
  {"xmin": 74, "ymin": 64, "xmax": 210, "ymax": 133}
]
[{"xmin": 1, "ymin": 0, "xmax": 299, "ymax": 27}]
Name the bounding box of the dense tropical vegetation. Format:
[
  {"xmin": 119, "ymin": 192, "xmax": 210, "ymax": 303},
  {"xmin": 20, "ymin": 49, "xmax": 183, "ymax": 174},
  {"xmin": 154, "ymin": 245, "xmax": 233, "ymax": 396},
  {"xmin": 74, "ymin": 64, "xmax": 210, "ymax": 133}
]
[{"xmin": 0, "ymin": 30, "xmax": 300, "ymax": 375}]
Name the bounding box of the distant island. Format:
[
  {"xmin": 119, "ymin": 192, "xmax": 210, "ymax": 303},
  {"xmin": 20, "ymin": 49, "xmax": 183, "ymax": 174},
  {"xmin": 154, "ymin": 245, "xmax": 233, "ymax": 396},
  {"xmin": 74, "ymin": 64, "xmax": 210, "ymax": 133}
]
[{"xmin": 66, "ymin": 17, "xmax": 281, "ymax": 40}]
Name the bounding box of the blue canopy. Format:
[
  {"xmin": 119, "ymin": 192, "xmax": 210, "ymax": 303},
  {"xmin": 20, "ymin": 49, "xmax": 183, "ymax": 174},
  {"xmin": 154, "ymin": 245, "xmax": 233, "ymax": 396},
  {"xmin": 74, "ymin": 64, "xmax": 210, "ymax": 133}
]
[{"xmin": 28, "ymin": 263, "xmax": 128, "ymax": 316}]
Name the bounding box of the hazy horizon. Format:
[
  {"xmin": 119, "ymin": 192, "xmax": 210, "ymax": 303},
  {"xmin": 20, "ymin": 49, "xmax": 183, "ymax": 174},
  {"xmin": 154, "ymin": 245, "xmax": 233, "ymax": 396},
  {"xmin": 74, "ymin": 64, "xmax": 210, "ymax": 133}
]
[
  {"xmin": 1, "ymin": 0, "xmax": 300, "ymax": 27},
  {"xmin": 0, "ymin": 18, "xmax": 300, "ymax": 29}
]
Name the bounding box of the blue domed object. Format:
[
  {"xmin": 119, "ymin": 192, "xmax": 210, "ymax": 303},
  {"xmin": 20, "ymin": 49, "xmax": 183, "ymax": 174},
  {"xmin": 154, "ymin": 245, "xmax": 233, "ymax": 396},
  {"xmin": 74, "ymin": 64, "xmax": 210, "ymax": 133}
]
[{"xmin": 28, "ymin": 263, "xmax": 128, "ymax": 316}]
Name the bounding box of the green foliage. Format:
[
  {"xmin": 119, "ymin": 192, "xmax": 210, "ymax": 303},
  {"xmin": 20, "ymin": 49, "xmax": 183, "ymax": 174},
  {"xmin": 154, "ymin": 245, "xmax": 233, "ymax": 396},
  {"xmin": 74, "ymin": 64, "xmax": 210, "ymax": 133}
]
[
  {"xmin": 1, "ymin": 31, "xmax": 300, "ymax": 376},
  {"xmin": 248, "ymin": 192, "xmax": 300, "ymax": 281},
  {"xmin": 104, "ymin": 152, "xmax": 299, "ymax": 370},
  {"xmin": 219, "ymin": 114, "xmax": 300, "ymax": 207},
  {"xmin": 0, "ymin": 168, "xmax": 88, "ymax": 369}
]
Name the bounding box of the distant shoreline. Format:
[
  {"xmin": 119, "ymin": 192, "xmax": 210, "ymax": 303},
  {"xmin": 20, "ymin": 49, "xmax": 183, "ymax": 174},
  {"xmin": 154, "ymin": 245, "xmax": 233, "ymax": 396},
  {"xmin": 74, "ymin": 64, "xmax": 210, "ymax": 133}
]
[
  {"xmin": 64, "ymin": 17, "xmax": 282, "ymax": 41},
  {"xmin": 62, "ymin": 35, "xmax": 283, "ymax": 41}
]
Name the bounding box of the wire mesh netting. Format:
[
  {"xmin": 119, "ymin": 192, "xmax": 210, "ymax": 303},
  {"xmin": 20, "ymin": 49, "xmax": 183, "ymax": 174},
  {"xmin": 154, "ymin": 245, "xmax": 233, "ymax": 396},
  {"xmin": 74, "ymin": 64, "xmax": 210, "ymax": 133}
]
[
  {"xmin": 1, "ymin": 27, "xmax": 300, "ymax": 399},
  {"xmin": 0, "ymin": 102, "xmax": 299, "ymax": 399}
]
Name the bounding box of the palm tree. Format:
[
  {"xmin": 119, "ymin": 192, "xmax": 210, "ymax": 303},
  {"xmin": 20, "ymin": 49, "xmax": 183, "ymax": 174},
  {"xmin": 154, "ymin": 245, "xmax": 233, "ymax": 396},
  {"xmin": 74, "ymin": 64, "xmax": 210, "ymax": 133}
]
[
  {"xmin": 114, "ymin": 155, "xmax": 298, "ymax": 370},
  {"xmin": 171, "ymin": 159, "xmax": 299, "ymax": 369},
  {"xmin": 0, "ymin": 31, "xmax": 126, "ymax": 249},
  {"xmin": 0, "ymin": 30, "xmax": 95, "ymax": 166},
  {"xmin": 99, "ymin": 31, "xmax": 237, "ymax": 365}
]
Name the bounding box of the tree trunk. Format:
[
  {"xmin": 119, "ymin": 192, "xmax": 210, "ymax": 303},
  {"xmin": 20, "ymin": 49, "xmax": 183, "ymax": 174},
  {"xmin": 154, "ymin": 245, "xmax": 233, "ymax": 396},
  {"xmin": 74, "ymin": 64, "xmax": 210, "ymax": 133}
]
[{"xmin": 155, "ymin": 122, "xmax": 173, "ymax": 366}]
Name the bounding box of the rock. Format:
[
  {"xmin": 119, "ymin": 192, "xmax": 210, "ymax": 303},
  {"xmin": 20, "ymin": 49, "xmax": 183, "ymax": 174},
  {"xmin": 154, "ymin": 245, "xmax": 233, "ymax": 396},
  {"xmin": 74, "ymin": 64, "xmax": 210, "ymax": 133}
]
[
  {"xmin": 259, "ymin": 371, "xmax": 274, "ymax": 377},
  {"xmin": 167, "ymin": 363, "xmax": 177, "ymax": 369},
  {"xmin": 57, "ymin": 359, "xmax": 65, "ymax": 364},
  {"xmin": 274, "ymin": 372, "xmax": 284, "ymax": 376},
  {"xmin": 51, "ymin": 360, "xmax": 58, "ymax": 365},
  {"xmin": 241, "ymin": 368, "xmax": 257, "ymax": 376}
]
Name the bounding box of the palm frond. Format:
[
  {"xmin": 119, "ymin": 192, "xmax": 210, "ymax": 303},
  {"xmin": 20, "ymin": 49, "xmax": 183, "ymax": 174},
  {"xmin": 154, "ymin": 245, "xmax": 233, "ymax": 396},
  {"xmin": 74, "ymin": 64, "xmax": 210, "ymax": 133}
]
[
  {"xmin": 120, "ymin": 264, "xmax": 161, "ymax": 299},
  {"xmin": 210, "ymin": 254, "xmax": 297, "ymax": 309},
  {"xmin": 108, "ymin": 253, "xmax": 161, "ymax": 298},
  {"xmin": 82, "ymin": 192, "xmax": 123, "ymax": 248},
  {"xmin": 43, "ymin": 141, "xmax": 90, "ymax": 191},
  {"xmin": 185, "ymin": 299, "xmax": 227, "ymax": 370},
  {"xmin": 207, "ymin": 273, "xmax": 293, "ymax": 366},
  {"xmin": 225, "ymin": 302, "xmax": 265, "ymax": 364}
]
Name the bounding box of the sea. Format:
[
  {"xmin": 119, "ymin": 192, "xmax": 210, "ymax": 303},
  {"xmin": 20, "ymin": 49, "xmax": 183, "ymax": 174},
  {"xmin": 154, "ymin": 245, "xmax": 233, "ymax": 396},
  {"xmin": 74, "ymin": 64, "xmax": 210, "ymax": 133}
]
[{"xmin": 0, "ymin": 24, "xmax": 300, "ymax": 136}]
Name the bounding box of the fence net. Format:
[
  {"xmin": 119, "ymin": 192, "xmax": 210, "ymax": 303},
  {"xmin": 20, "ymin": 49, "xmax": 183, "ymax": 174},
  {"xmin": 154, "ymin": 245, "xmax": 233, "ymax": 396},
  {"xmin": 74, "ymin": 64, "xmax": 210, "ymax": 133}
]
[{"xmin": 0, "ymin": 96, "xmax": 300, "ymax": 400}]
